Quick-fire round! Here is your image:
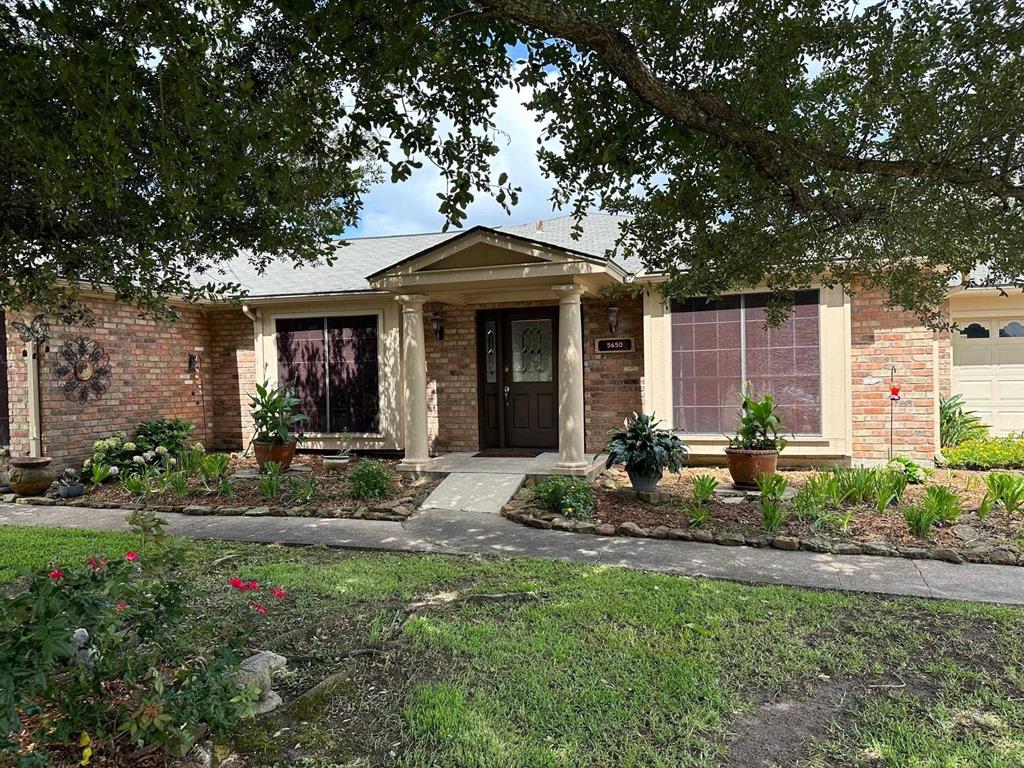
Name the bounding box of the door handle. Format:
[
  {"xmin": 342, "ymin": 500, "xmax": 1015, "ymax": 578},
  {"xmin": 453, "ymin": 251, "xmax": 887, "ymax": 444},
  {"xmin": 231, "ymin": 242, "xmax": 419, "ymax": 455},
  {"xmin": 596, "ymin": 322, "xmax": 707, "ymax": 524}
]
[{"xmin": 503, "ymin": 385, "xmax": 510, "ymax": 405}]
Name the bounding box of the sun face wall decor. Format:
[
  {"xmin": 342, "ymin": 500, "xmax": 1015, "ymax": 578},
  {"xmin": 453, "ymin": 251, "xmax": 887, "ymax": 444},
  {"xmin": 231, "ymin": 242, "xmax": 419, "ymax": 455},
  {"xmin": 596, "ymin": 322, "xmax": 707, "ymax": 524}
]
[{"xmin": 52, "ymin": 336, "xmax": 113, "ymax": 404}]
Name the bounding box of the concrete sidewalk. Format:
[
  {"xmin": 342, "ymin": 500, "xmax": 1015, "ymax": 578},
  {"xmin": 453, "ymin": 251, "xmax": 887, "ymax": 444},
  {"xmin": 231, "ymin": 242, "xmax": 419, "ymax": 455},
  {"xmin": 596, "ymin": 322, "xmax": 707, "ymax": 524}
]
[{"xmin": 2, "ymin": 501, "xmax": 1023, "ymax": 606}]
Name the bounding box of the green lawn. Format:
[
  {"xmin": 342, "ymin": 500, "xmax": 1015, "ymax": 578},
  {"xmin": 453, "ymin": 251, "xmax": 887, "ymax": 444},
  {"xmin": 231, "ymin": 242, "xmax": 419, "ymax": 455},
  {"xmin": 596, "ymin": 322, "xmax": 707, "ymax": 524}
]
[{"xmin": 3, "ymin": 525, "xmax": 1024, "ymax": 767}]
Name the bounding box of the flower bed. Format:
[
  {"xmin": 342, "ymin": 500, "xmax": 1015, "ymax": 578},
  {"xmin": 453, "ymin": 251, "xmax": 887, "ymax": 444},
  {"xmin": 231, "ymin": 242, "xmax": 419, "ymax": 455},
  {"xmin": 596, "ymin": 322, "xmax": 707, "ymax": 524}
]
[
  {"xmin": 502, "ymin": 467, "xmax": 1024, "ymax": 567},
  {"xmin": 73, "ymin": 455, "xmax": 438, "ymax": 521}
]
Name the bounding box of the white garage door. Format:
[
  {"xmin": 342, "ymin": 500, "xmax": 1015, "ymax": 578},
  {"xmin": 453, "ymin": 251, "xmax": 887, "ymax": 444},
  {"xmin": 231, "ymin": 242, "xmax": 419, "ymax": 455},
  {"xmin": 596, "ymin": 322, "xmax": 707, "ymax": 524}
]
[{"xmin": 952, "ymin": 318, "xmax": 1024, "ymax": 435}]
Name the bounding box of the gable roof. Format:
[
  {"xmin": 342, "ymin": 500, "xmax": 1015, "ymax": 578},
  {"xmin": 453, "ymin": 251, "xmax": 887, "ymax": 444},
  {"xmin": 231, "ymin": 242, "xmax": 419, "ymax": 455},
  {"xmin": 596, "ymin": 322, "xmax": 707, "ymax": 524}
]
[{"xmin": 205, "ymin": 212, "xmax": 635, "ymax": 299}]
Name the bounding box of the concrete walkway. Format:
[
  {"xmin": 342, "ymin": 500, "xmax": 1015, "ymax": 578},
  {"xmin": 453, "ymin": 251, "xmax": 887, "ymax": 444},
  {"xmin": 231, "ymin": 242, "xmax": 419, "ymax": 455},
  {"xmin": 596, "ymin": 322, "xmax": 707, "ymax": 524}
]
[{"xmin": 2, "ymin": 501, "xmax": 1023, "ymax": 606}]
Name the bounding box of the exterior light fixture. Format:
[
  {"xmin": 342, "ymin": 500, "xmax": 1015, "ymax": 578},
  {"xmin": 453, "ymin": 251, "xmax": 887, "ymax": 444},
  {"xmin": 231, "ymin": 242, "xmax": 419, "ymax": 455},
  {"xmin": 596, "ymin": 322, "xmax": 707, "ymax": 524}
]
[
  {"xmin": 607, "ymin": 305, "xmax": 620, "ymax": 334},
  {"xmin": 430, "ymin": 311, "xmax": 445, "ymax": 341}
]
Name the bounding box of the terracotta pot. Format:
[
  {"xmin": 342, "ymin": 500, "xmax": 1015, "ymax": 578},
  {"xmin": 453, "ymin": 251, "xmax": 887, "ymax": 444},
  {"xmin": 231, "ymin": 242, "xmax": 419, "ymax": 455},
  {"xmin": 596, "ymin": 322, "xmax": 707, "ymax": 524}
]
[
  {"xmin": 626, "ymin": 467, "xmax": 663, "ymax": 493},
  {"xmin": 724, "ymin": 448, "xmax": 779, "ymax": 490},
  {"xmin": 252, "ymin": 441, "xmax": 296, "ymax": 471},
  {"xmin": 9, "ymin": 456, "xmax": 56, "ymax": 497}
]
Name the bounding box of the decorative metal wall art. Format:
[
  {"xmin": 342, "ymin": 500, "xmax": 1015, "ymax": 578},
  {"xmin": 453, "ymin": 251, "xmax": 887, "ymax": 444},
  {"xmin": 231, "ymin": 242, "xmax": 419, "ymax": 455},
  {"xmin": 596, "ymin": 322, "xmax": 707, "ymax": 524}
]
[
  {"xmin": 52, "ymin": 337, "xmax": 112, "ymax": 403},
  {"xmin": 10, "ymin": 314, "xmax": 50, "ymax": 344}
]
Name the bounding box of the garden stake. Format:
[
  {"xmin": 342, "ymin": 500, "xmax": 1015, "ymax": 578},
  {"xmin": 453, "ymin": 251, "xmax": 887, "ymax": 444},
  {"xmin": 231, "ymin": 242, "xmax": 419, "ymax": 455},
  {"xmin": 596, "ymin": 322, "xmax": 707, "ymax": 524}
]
[{"xmin": 888, "ymin": 366, "xmax": 901, "ymax": 460}]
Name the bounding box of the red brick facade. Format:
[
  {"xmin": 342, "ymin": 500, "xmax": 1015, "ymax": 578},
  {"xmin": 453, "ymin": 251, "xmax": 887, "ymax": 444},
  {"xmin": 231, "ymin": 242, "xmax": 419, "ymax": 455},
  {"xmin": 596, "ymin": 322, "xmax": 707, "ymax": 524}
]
[
  {"xmin": 424, "ymin": 296, "xmax": 644, "ymax": 455},
  {"xmin": 3, "ymin": 298, "xmax": 254, "ymax": 468},
  {"xmin": 850, "ymin": 289, "xmax": 950, "ymax": 461}
]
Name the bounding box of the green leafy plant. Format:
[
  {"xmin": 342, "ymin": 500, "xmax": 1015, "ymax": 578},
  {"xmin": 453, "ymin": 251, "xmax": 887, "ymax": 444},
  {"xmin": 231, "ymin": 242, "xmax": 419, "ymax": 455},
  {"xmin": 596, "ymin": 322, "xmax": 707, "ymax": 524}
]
[
  {"xmin": 943, "ymin": 436, "xmax": 1024, "ymax": 470},
  {"xmin": 249, "ymin": 381, "xmax": 307, "ymax": 446},
  {"xmin": 834, "ymin": 467, "xmax": 877, "ymax": 505},
  {"xmin": 904, "ymin": 504, "xmax": 939, "ymax": 537},
  {"xmin": 135, "ymin": 417, "xmax": 196, "ymax": 455},
  {"xmin": 873, "ymin": 472, "xmax": 908, "ymax": 514},
  {"xmin": 604, "ymin": 412, "xmax": 688, "ymax": 478},
  {"xmin": 218, "ymin": 476, "xmax": 237, "ymax": 500},
  {"xmin": 347, "ymin": 459, "xmax": 395, "ymax": 501},
  {"xmin": 806, "ymin": 472, "xmax": 848, "ymax": 508},
  {"xmin": 791, "ymin": 486, "xmax": 822, "ymax": 522},
  {"xmin": 921, "ymin": 485, "xmax": 962, "ymax": 524},
  {"xmin": 121, "ymin": 473, "xmax": 149, "ymax": 498},
  {"xmin": 940, "ymin": 394, "xmax": 989, "ymax": 448},
  {"xmin": 813, "ymin": 509, "xmax": 854, "ymax": 533},
  {"xmin": 531, "ymin": 476, "xmax": 597, "ymax": 520},
  {"xmin": 165, "ymin": 472, "xmax": 190, "ymax": 498},
  {"xmin": 176, "ymin": 444, "xmax": 207, "ymax": 477},
  {"xmin": 984, "ymin": 472, "xmax": 1024, "ymax": 514},
  {"xmin": 886, "ymin": 456, "xmax": 932, "ymax": 484},
  {"xmin": 729, "ymin": 389, "xmax": 787, "ymax": 451},
  {"xmin": 687, "ymin": 474, "xmax": 718, "ymax": 527},
  {"xmin": 87, "ymin": 462, "xmax": 113, "ymax": 486},
  {"xmin": 200, "ymin": 453, "xmax": 232, "ymax": 481},
  {"xmin": 756, "ymin": 473, "xmax": 788, "ymax": 533},
  {"xmin": 288, "ymin": 474, "xmax": 322, "ymax": 503},
  {"xmin": 258, "ymin": 461, "xmax": 285, "ymax": 499}
]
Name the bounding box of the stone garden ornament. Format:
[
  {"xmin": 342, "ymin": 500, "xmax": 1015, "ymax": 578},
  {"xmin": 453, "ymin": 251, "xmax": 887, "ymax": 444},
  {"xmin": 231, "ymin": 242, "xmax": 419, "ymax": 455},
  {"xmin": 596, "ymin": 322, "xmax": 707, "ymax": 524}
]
[{"xmin": 52, "ymin": 336, "xmax": 112, "ymax": 403}]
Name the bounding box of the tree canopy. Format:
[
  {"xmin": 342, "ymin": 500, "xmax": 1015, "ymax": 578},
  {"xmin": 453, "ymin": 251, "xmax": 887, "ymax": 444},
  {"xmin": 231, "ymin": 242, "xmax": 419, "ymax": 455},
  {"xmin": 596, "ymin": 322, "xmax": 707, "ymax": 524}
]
[{"xmin": 3, "ymin": 0, "xmax": 1022, "ymax": 323}]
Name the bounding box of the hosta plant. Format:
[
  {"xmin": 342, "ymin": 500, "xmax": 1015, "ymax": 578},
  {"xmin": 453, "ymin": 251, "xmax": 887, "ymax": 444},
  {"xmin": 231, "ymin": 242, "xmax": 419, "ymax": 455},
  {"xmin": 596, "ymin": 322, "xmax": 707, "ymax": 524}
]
[{"xmin": 605, "ymin": 413, "xmax": 688, "ymax": 489}]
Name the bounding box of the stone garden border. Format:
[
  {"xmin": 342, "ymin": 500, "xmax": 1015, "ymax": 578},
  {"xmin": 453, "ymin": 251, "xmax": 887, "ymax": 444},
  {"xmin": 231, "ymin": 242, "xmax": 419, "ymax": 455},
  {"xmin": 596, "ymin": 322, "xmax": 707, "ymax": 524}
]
[{"xmin": 500, "ymin": 506, "xmax": 1023, "ymax": 568}]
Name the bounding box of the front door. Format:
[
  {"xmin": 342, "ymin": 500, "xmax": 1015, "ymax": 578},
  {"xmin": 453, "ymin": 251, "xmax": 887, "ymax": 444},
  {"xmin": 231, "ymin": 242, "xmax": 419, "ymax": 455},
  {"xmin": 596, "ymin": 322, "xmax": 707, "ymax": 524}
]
[{"xmin": 477, "ymin": 308, "xmax": 559, "ymax": 449}]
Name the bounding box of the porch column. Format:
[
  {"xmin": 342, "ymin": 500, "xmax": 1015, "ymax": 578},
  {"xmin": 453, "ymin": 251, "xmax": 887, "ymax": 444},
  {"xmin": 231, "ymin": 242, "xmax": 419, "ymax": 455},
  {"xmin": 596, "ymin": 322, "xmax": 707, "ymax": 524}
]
[
  {"xmin": 397, "ymin": 294, "xmax": 431, "ymax": 469},
  {"xmin": 553, "ymin": 284, "xmax": 587, "ymax": 469}
]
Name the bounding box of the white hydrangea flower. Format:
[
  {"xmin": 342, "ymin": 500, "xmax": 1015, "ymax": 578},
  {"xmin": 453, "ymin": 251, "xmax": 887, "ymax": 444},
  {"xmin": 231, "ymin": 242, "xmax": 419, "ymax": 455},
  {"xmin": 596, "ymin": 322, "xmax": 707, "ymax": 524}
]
[
  {"xmin": 168, "ymin": 457, "xmax": 177, "ymax": 467},
  {"xmin": 109, "ymin": 466, "xmax": 120, "ymax": 476},
  {"xmin": 124, "ymin": 442, "xmax": 136, "ymax": 451},
  {"xmin": 132, "ymin": 455, "xmax": 145, "ymax": 465},
  {"xmin": 143, "ymin": 451, "xmax": 155, "ymax": 461},
  {"xmin": 155, "ymin": 446, "xmax": 168, "ymax": 456}
]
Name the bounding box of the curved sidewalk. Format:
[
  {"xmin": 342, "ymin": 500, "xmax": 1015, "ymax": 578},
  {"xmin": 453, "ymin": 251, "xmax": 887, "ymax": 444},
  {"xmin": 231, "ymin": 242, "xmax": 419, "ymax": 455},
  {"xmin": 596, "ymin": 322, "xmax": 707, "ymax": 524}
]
[{"xmin": 1, "ymin": 501, "xmax": 1022, "ymax": 606}]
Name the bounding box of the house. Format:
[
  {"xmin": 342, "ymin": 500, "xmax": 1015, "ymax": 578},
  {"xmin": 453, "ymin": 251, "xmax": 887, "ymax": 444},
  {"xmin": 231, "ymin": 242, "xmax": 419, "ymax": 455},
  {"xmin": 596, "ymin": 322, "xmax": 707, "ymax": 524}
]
[{"xmin": 2, "ymin": 212, "xmax": 1022, "ymax": 471}]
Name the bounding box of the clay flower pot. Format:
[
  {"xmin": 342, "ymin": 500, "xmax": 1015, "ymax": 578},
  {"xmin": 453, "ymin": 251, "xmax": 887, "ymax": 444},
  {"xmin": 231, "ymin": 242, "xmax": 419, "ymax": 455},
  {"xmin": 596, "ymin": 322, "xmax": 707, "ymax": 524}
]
[
  {"xmin": 253, "ymin": 441, "xmax": 296, "ymax": 471},
  {"xmin": 724, "ymin": 448, "xmax": 779, "ymax": 490},
  {"xmin": 9, "ymin": 456, "xmax": 57, "ymax": 497}
]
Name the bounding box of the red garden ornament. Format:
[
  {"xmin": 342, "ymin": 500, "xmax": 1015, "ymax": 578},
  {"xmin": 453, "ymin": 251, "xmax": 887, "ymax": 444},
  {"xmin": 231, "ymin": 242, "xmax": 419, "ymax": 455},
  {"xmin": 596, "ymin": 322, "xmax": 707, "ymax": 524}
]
[{"xmin": 889, "ymin": 383, "xmax": 902, "ymax": 402}]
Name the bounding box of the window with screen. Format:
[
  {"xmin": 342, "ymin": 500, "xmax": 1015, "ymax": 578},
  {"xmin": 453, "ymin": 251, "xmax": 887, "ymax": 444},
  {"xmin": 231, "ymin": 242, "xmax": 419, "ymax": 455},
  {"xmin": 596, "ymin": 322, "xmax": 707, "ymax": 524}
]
[
  {"xmin": 275, "ymin": 315, "xmax": 380, "ymax": 434},
  {"xmin": 671, "ymin": 291, "xmax": 821, "ymax": 435}
]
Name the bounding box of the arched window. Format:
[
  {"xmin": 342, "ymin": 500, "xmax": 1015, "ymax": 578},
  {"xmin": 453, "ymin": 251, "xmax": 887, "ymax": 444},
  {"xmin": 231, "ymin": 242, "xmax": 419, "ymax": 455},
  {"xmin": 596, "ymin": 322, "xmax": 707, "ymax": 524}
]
[
  {"xmin": 959, "ymin": 322, "xmax": 990, "ymax": 339},
  {"xmin": 999, "ymin": 321, "xmax": 1024, "ymax": 338}
]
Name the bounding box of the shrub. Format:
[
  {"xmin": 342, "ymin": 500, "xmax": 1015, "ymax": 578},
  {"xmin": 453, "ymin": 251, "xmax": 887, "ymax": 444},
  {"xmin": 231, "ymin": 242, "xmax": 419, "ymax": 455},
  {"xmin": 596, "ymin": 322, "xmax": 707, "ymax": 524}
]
[
  {"xmin": 604, "ymin": 412, "xmax": 687, "ymax": 477},
  {"xmin": 258, "ymin": 461, "xmax": 285, "ymax": 499},
  {"xmin": 347, "ymin": 459, "xmax": 395, "ymax": 501},
  {"xmin": 886, "ymin": 456, "xmax": 932, "ymax": 484},
  {"xmin": 922, "ymin": 485, "xmax": 961, "ymax": 524},
  {"xmin": 943, "ymin": 436, "xmax": 1024, "ymax": 470},
  {"xmin": 531, "ymin": 476, "xmax": 596, "ymax": 520},
  {"xmin": 135, "ymin": 417, "xmax": 196, "ymax": 455},
  {"xmin": 940, "ymin": 394, "xmax": 988, "ymax": 448},
  {"xmin": 984, "ymin": 472, "xmax": 1024, "ymax": 514},
  {"xmin": 756, "ymin": 473, "xmax": 787, "ymax": 533},
  {"xmin": 88, "ymin": 432, "xmax": 139, "ymax": 475},
  {"xmin": 904, "ymin": 504, "xmax": 939, "ymax": 537}
]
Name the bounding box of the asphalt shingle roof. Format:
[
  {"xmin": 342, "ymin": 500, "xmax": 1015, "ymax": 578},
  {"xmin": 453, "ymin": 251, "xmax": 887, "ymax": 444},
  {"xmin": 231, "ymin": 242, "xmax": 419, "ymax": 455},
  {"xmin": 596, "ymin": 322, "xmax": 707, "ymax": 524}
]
[{"xmin": 207, "ymin": 212, "xmax": 633, "ymax": 298}]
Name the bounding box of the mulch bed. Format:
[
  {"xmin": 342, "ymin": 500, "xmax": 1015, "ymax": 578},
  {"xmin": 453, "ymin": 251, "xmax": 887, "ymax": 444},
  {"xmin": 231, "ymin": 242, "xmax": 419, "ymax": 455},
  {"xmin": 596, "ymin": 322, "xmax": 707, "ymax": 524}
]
[
  {"xmin": 68, "ymin": 455, "xmax": 440, "ymax": 521},
  {"xmin": 503, "ymin": 467, "xmax": 1024, "ymax": 567}
]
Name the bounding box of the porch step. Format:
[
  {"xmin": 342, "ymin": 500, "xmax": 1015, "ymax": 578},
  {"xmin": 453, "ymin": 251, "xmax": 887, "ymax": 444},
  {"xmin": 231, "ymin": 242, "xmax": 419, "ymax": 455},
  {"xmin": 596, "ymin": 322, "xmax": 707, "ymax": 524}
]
[{"xmin": 421, "ymin": 472, "xmax": 525, "ymax": 514}]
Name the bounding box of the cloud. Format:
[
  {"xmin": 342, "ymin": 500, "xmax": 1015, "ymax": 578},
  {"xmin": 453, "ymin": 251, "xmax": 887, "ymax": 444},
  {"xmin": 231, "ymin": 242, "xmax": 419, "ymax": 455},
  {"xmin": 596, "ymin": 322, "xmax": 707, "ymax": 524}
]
[{"xmin": 346, "ymin": 80, "xmax": 561, "ymax": 238}]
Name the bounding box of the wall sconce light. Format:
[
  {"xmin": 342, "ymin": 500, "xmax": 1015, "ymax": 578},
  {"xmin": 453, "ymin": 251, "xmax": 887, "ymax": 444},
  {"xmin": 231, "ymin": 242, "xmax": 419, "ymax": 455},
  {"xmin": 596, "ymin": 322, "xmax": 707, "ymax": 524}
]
[
  {"xmin": 607, "ymin": 305, "xmax": 620, "ymax": 334},
  {"xmin": 430, "ymin": 311, "xmax": 445, "ymax": 341},
  {"xmin": 187, "ymin": 353, "xmax": 199, "ymax": 374}
]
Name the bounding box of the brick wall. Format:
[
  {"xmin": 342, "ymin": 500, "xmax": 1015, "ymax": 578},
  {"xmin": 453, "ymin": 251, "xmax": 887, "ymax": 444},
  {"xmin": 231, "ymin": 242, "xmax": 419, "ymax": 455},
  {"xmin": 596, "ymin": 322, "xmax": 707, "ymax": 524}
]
[
  {"xmin": 4, "ymin": 299, "xmax": 254, "ymax": 469},
  {"xmin": 850, "ymin": 289, "xmax": 949, "ymax": 461},
  {"xmin": 423, "ymin": 295, "xmax": 644, "ymax": 455}
]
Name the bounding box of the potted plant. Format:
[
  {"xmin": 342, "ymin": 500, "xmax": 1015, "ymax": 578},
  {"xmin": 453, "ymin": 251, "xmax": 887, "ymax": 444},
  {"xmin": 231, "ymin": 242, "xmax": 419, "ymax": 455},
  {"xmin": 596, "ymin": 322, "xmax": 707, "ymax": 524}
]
[
  {"xmin": 725, "ymin": 389, "xmax": 788, "ymax": 489},
  {"xmin": 249, "ymin": 382, "xmax": 307, "ymax": 471},
  {"xmin": 56, "ymin": 468, "xmax": 85, "ymax": 498},
  {"xmin": 605, "ymin": 412, "xmax": 688, "ymax": 492},
  {"xmin": 323, "ymin": 444, "xmax": 351, "ymax": 472},
  {"xmin": 8, "ymin": 455, "xmax": 56, "ymax": 497}
]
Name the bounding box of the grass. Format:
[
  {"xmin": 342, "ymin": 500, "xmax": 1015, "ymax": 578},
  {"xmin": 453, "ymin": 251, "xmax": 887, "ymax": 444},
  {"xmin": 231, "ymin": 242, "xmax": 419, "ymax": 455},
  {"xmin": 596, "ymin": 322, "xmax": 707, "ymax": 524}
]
[{"xmin": 3, "ymin": 525, "xmax": 1024, "ymax": 767}]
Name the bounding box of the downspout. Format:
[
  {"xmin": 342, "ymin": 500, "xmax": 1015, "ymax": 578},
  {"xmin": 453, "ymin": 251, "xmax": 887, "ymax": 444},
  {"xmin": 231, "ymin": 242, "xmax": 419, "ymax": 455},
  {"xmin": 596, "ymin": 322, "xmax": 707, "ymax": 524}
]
[{"xmin": 26, "ymin": 341, "xmax": 42, "ymax": 456}]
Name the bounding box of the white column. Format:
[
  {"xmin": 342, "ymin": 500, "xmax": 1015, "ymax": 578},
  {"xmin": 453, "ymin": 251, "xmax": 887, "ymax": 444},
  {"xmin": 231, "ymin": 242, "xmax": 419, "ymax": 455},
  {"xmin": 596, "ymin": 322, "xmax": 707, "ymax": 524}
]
[
  {"xmin": 397, "ymin": 295, "xmax": 431, "ymax": 469},
  {"xmin": 553, "ymin": 284, "xmax": 587, "ymax": 469}
]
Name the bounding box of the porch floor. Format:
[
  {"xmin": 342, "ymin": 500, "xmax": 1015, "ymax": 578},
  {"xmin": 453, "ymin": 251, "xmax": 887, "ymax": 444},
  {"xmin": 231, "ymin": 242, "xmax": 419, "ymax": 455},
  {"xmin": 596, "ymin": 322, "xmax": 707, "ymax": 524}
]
[{"xmin": 399, "ymin": 451, "xmax": 607, "ymax": 481}]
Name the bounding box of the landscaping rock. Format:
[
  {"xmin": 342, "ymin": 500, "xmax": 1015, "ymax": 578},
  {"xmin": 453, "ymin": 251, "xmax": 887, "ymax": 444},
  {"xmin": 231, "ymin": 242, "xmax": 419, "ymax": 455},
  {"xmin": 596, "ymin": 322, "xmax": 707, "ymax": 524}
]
[
  {"xmin": 218, "ymin": 506, "xmax": 247, "ymax": 516},
  {"xmin": 929, "ymin": 547, "xmax": 964, "ymax": 564},
  {"xmin": 594, "ymin": 523, "xmax": 617, "ymax": 536},
  {"xmin": 898, "ymin": 547, "xmax": 929, "ymax": 560},
  {"xmin": 833, "ymin": 543, "xmax": 863, "ymax": 555},
  {"xmin": 551, "ymin": 518, "xmax": 576, "ymax": 532},
  {"xmin": 690, "ymin": 529, "xmax": 715, "ymax": 543},
  {"xmin": 616, "ymin": 521, "xmax": 648, "ymax": 537},
  {"xmin": 960, "ymin": 545, "xmax": 991, "ymax": 563},
  {"xmin": 862, "ymin": 542, "xmax": 898, "ymax": 557},
  {"xmin": 183, "ymin": 505, "xmax": 214, "ymax": 515},
  {"xmin": 717, "ymin": 495, "xmax": 747, "ymax": 506},
  {"xmin": 244, "ymin": 506, "xmax": 273, "ymax": 517},
  {"xmin": 393, "ymin": 504, "xmax": 413, "ymax": 516},
  {"xmin": 15, "ymin": 496, "xmax": 55, "ymax": 506},
  {"xmin": 800, "ymin": 538, "xmax": 831, "ymax": 553},
  {"xmin": 524, "ymin": 516, "xmax": 552, "ymax": 530},
  {"xmin": 2, "ymin": 493, "xmax": 17, "ymax": 503},
  {"xmin": 745, "ymin": 534, "xmax": 773, "ymax": 548},
  {"xmin": 637, "ymin": 490, "xmax": 670, "ymax": 505},
  {"xmin": 574, "ymin": 522, "xmax": 596, "ymax": 534},
  {"xmin": 771, "ymin": 536, "xmax": 799, "ymax": 551},
  {"xmin": 650, "ymin": 526, "xmax": 673, "ymax": 539},
  {"xmin": 668, "ymin": 528, "xmax": 693, "ymax": 541},
  {"xmin": 715, "ymin": 533, "xmax": 746, "ymax": 546},
  {"xmin": 953, "ymin": 525, "xmax": 982, "ymax": 543},
  {"xmin": 988, "ymin": 547, "xmax": 1019, "ymax": 566}
]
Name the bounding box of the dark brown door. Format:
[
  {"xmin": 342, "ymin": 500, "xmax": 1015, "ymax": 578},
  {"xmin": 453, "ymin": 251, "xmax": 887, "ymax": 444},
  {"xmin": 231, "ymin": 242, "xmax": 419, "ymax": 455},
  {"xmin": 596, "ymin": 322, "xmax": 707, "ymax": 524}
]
[{"xmin": 477, "ymin": 308, "xmax": 559, "ymax": 449}]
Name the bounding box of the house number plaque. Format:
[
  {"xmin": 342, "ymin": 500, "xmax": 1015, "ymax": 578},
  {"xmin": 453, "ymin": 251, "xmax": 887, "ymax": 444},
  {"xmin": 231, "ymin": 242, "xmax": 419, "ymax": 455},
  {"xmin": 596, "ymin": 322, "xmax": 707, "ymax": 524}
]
[{"xmin": 595, "ymin": 337, "xmax": 634, "ymax": 353}]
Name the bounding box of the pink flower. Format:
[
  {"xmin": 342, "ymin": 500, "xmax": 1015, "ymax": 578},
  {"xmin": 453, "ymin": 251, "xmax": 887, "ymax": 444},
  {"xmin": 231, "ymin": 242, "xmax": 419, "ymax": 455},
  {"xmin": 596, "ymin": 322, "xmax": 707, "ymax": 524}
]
[
  {"xmin": 249, "ymin": 600, "xmax": 267, "ymax": 615},
  {"xmin": 247, "ymin": 580, "xmax": 260, "ymax": 592},
  {"xmin": 272, "ymin": 587, "xmax": 287, "ymax": 599},
  {"xmin": 48, "ymin": 568, "xmax": 63, "ymax": 582},
  {"xmin": 87, "ymin": 557, "xmax": 101, "ymax": 572},
  {"xmin": 124, "ymin": 551, "xmax": 139, "ymax": 562},
  {"xmin": 229, "ymin": 577, "xmax": 245, "ymax": 590},
  {"xmin": 115, "ymin": 601, "xmax": 126, "ymax": 612}
]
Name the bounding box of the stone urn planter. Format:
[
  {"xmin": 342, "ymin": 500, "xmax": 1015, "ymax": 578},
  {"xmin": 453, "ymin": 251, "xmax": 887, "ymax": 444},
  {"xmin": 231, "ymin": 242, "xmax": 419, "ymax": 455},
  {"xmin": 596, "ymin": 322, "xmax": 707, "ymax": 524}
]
[
  {"xmin": 253, "ymin": 441, "xmax": 296, "ymax": 471},
  {"xmin": 9, "ymin": 456, "xmax": 56, "ymax": 497},
  {"xmin": 626, "ymin": 467, "xmax": 663, "ymax": 493},
  {"xmin": 725, "ymin": 448, "xmax": 779, "ymax": 490}
]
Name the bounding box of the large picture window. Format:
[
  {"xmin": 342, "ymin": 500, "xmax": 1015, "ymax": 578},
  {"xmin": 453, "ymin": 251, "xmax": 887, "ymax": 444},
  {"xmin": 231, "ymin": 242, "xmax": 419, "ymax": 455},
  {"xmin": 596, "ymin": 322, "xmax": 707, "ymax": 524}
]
[
  {"xmin": 671, "ymin": 291, "xmax": 821, "ymax": 435},
  {"xmin": 275, "ymin": 315, "xmax": 380, "ymax": 434}
]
